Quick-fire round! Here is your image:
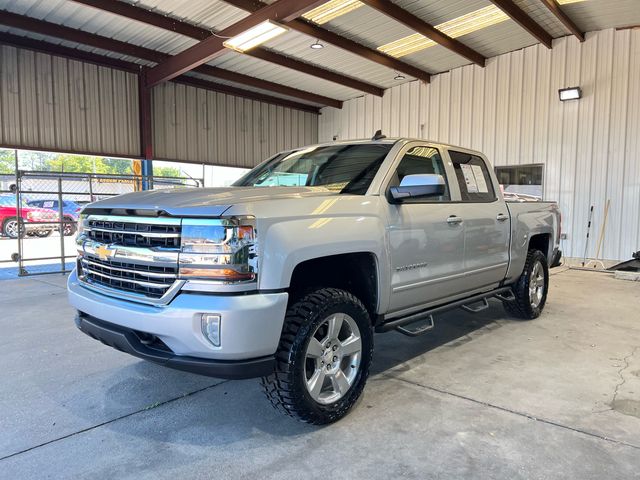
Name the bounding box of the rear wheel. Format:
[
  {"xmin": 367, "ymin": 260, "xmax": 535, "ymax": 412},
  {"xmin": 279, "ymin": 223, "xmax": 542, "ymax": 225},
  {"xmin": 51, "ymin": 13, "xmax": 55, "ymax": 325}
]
[
  {"xmin": 261, "ymin": 288, "xmax": 373, "ymax": 424},
  {"xmin": 503, "ymin": 249, "xmax": 549, "ymax": 319},
  {"xmin": 3, "ymin": 217, "xmax": 24, "ymax": 239}
]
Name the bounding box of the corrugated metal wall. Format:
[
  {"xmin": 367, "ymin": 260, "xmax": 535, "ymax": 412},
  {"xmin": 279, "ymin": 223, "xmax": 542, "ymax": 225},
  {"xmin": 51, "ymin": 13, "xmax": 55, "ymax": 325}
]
[
  {"xmin": 319, "ymin": 29, "xmax": 640, "ymax": 262},
  {"xmin": 0, "ymin": 45, "xmax": 140, "ymax": 157},
  {"xmin": 152, "ymin": 82, "xmax": 318, "ymax": 168}
]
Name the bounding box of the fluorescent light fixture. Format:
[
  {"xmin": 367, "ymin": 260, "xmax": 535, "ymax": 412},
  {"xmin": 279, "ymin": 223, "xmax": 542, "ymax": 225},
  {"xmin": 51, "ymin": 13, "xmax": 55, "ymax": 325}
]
[
  {"xmin": 302, "ymin": 0, "xmax": 363, "ymax": 25},
  {"xmin": 378, "ymin": 5, "xmax": 509, "ymax": 58},
  {"xmin": 559, "ymin": 87, "xmax": 582, "ymax": 101},
  {"xmin": 223, "ymin": 20, "xmax": 288, "ymax": 53},
  {"xmin": 557, "ymin": 0, "xmax": 587, "ymax": 4}
]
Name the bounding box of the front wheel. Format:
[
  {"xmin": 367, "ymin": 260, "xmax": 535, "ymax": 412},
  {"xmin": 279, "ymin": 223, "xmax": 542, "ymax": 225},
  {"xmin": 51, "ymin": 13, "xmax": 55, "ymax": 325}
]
[
  {"xmin": 261, "ymin": 288, "xmax": 373, "ymax": 425},
  {"xmin": 3, "ymin": 217, "xmax": 24, "ymax": 239},
  {"xmin": 503, "ymin": 249, "xmax": 549, "ymax": 320}
]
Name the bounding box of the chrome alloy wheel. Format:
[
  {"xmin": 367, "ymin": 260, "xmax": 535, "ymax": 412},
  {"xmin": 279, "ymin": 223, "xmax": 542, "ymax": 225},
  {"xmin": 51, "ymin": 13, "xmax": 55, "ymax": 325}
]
[
  {"xmin": 304, "ymin": 313, "xmax": 362, "ymax": 405},
  {"xmin": 529, "ymin": 260, "xmax": 545, "ymax": 308},
  {"xmin": 5, "ymin": 219, "xmax": 20, "ymax": 238}
]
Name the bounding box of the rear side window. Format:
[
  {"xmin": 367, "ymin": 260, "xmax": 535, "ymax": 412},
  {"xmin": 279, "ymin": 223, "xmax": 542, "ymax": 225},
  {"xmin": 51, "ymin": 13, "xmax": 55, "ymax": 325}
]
[{"xmin": 449, "ymin": 150, "xmax": 496, "ymax": 202}]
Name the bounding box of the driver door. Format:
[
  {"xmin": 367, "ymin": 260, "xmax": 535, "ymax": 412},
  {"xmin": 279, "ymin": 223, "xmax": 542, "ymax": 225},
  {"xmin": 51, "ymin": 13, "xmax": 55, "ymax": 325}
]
[{"xmin": 385, "ymin": 144, "xmax": 465, "ymax": 313}]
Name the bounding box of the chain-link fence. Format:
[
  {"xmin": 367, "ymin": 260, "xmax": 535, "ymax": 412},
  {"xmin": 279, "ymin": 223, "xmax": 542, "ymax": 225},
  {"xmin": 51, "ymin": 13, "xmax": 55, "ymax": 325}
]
[{"xmin": 0, "ymin": 169, "xmax": 202, "ymax": 277}]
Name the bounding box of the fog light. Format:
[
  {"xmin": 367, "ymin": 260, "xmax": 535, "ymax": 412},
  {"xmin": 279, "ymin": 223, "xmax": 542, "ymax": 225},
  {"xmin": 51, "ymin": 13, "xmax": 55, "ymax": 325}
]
[{"xmin": 201, "ymin": 314, "xmax": 221, "ymax": 347}]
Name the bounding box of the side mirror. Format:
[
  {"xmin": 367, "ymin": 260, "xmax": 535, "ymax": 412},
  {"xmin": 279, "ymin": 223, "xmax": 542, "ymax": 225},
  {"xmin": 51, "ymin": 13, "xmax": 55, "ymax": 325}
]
[{"xmin": 389, "ymin": 174, "xmax": 446, "ymax": 203}]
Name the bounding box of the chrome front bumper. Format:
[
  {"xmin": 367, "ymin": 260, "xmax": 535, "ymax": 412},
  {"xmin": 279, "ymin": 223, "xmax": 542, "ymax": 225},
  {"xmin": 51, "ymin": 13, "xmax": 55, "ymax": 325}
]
[{"xmin": 68, "ymin": 269, "xmax": 288, "ymax": 361}]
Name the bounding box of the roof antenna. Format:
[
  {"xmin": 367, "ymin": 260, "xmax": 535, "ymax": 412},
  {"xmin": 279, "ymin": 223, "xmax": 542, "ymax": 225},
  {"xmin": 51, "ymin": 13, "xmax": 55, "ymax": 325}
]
[{"xmin": 372, "ymin": 129, "xmax": 386, "ymax": 140}]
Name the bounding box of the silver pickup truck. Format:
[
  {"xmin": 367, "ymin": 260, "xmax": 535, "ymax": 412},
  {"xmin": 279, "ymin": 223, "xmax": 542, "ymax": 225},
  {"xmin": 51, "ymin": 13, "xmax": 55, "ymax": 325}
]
[{"xmin": 68, "ymin": 137, "xmax": 561, "ymax": 424}]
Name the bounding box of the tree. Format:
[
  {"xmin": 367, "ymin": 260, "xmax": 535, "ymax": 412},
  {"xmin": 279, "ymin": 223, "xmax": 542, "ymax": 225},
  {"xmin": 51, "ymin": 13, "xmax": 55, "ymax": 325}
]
[
  {"xmin": 0, "ymin": 149, "xmax": 16, "ymax": 174},
  {"xmin": 153, "ymin": 166, "xmax": 182, "ymax": 178}
]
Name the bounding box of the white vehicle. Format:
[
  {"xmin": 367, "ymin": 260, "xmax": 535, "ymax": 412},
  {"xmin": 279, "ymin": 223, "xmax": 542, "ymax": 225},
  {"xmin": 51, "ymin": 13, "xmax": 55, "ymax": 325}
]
[{"xmin": 69, "ymin": 137, "xmax": 561, "ymax": 424}]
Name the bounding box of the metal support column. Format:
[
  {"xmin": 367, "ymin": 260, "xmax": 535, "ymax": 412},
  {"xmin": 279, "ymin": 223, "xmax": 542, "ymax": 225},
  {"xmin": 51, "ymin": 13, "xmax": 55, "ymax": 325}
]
[{"xmin": 139, "ymin": 68, "xmax": 153, "ymax": 190}]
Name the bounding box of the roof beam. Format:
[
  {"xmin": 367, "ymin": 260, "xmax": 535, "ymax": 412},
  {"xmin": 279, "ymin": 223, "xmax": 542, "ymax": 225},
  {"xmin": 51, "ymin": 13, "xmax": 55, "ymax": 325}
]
[
  {"xmin": 490, "ymin": 0, "xmax": 553, "ymax": 48},
  {"xmin": 0, "ymin": 10, "xmax": 340, "ymax": 108},
  {"xmin": 171, "ymin": 76, "xmax": 320, "ymax": 113},
  {"xmin": 0, "ymin": 31, "xmax": 141, "ymax": 73},
  {"xmin": 70, "ymin": 0, "xmax": 382, "ymax": 96},
  {"xmin": 539, "ymin": 0, "xmax": 585, "ymax": 42},
  {"xmin": 361, "ymin": 0, "xmax": 486, "ymax": 67},
  {"xmin": 192, "ymin": 65, "xmax": 342, "ymax": 108},
  {"xmin": 223, "ymin": 0, "xmax": 431, "ymax": 83},
  {"xmin": 0, "ymin": 10, "xmax": 166, "ymax": 61},
  {"xmin": 0, "ymin": 32, "xmax": 320, "ymax": 113},
  {"xmin": 144, "ymin": 0, "xmax": 327, "ymax": 87},
  {"xmin": 244, "ymin": 49, "xmax": 384, "ymax": 96},
  {"xmin": 70, "ymin": 0, "xmax": 211, "ymax": 40}
]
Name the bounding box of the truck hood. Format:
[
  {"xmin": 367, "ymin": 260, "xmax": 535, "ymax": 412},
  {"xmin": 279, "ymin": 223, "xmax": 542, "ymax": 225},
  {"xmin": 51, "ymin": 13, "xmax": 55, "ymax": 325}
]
[{"xmin": 84, "ymin": 186, "xmax": 339, "ymax": 217}]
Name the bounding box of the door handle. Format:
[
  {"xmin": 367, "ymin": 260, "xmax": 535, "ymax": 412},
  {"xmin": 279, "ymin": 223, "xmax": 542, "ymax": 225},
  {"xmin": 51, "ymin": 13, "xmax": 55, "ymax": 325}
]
[
  {"xmin": 496, "ymin": 213, "xmax": 509, "ymax": 222},
  {"xmin": 447, "ymin": 215, "xmax": 463, "ymax": 225}
]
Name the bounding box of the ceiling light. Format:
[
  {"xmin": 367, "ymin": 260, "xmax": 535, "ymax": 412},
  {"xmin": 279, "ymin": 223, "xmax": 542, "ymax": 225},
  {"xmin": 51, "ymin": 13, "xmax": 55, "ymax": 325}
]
[
  {"xmin": 559, "ymin": 87, "xmax": 582, "ymax": 101},
  {"xmin": 557, "ymin": 0, "xmax": 587, "ymax": 4},
  {"xmin": 223, "ymin": 20, "xmax": 288, "ymax": 53},
  {"xmin": 378, "ymin": 5, "xmax": 509, "ymax": 58},
  {"xmin": 310, "ymin": 39, "xmax": 324, "ymax": 49},
  {"xmin": 302, "ymin": 0, "xmax": 364, "ymax": 25},
  {"xmin": 394, "ymin": 73, "xmax": 405, "ymax": 81}
]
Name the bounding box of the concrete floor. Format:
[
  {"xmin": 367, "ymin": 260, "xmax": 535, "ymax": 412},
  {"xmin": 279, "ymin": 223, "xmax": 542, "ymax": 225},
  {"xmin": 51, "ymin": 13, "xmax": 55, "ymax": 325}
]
[{"xmin": 1, "ymin": 268, "xmax": 639, "ymax": 479}]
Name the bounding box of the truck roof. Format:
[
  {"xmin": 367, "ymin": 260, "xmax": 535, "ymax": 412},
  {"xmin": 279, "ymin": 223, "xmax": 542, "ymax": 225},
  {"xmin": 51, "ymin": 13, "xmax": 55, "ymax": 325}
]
[{"xmin": 303, "ymin": 137, "xmax": 486, "ymax": 158}]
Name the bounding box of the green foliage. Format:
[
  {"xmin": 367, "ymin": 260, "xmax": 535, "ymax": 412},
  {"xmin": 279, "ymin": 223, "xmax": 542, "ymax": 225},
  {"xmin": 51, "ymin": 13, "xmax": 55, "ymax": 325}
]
[
  {"xmin": 45, "ymin": 154, "xmax": 135, "ymax": 174},
  {"xmin": 0, "ymin": 149, "xmax": 16, "ymax": 174},
  {"xmin": 1, "ymin": 149, "xmax": 187, "ymax": 179},
  {"xmin": 153, "ymin": 166, "xmax": 182, "ymax": 178}
]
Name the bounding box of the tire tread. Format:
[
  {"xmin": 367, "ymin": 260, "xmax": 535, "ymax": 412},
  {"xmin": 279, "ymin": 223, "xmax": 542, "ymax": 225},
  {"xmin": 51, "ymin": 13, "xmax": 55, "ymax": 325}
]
[{"xmin": 260, "ymin": 288, "xmax": 372, "ymax": 425}]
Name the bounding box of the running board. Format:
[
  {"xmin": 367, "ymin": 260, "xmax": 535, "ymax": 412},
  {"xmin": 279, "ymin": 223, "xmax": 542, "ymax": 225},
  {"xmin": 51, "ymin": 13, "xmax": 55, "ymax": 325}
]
[
  {"xmin": 395, "ymin": 315, "xmax": 435, "ymax": 337},
  {"xmin": 377, "ymin": 286, "xmax": 513, "ymax": 334}
]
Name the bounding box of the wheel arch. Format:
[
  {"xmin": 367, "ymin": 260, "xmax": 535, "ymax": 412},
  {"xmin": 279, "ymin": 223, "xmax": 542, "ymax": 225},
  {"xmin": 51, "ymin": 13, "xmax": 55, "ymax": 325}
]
[{"xmin": 288, "ymin": 252, "xmax": 380, "ymax": 318}]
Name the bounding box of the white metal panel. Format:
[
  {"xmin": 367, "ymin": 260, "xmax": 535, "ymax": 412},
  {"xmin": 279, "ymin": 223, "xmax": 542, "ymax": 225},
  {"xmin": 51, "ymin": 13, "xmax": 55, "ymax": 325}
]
[
  {"xmin": 514, "ymin": 0, "xmax": 569, "ymax": 38},
  {"xmin": 319, "ymin": 29, "xmax": 640, "ymax": 261},
  {"xmin": 151, "ymin": 81, "xmax": 318, "ymax": 167},
  {"xmin": 539, "ymin": 0, "xmax": 640, "ymax": 34},
  {"xmin": 0, "ymin": 44, "xmax": 140, "ymax": 156}
]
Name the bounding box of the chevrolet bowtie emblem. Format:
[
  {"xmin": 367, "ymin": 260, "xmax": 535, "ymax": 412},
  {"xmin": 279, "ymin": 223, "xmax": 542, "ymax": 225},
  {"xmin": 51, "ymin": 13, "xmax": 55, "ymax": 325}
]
[{"xmin": 95, "ymin": 244, "xmax": 115, "ymax": 261}]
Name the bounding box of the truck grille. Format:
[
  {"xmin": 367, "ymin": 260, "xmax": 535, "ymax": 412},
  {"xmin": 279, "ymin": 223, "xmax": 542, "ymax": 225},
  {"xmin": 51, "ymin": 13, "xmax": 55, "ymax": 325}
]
[
  {"xmin": 79, "ymin": 255, "xmax": 178, "ymax": 299},
  {"xmin": 87, "ymin": 218, "xmax": 181, "ymax": 249}
]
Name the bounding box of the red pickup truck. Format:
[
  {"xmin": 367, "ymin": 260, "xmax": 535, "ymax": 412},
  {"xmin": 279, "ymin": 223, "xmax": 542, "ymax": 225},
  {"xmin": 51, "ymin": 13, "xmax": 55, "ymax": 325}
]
[{"xmin": 0, "ymin": 195, "xmax": 59, "ymax": 238}]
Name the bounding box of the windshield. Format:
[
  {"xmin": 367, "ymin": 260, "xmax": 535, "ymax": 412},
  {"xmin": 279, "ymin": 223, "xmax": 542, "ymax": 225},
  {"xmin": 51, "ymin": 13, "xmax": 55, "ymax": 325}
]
[{"xmin": 233, "ymin": 143, "xmax": 393, "ymax": 195}]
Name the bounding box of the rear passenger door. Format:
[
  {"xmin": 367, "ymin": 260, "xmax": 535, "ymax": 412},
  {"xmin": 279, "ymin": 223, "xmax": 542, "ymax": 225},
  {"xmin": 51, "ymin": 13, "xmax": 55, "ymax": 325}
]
[{"xmin": 448, "ymin": 150, "xmax": 510, "ymax": 290}]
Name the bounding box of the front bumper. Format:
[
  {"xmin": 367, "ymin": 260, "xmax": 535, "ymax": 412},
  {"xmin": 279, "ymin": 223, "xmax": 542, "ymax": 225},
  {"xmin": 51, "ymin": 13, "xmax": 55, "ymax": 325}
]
[
  {"xmin": 68, "ymin": 270, "xmax": 288, "ymax": 376},
  {"xmin": 75, "ymin": 313, "xmax": 275, "ymax": 379}
]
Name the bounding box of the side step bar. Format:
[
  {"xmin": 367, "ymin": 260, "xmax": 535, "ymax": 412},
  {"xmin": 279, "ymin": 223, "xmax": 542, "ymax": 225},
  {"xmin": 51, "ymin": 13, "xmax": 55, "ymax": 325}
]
[{"xmin": 376, "ymin": 286, "xmax": 513, "ymax": 336}]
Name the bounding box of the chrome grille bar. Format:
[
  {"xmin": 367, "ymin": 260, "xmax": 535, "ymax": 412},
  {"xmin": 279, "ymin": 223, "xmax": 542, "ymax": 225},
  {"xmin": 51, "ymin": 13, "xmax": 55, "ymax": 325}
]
[
  {"xmin": 86, "ymin": 227, "xmax": 180, "ymax": 238},
  {"xmin": 86, "ymin": 215, "xmax": 181, "ymax": 249},
  {"xmin": 80, "ymin": 257, "xmax": 177, "ymax": 279},
  {"xmin": 82, "ymin": 267, "xmax": 173, "ymax": 289}
]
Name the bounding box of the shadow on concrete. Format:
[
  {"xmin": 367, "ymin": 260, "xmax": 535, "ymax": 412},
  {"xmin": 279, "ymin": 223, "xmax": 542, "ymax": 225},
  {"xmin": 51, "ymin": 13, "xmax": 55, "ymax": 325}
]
[
  {"xmin": 62, "ymin": 300, "xmax": 510, "ymax": 447},
  {"xmin": 371, "ymin": 300, "xmax": 506, "ymax": 376}
]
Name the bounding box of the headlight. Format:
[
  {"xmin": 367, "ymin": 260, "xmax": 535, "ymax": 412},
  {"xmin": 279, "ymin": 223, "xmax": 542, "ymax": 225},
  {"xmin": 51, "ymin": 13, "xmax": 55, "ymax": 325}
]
[
  {"xmin": 76, "ymin": 214, "xmax": 88, "ymax": 238},
  {"xmin": 179, "ymin": 218, "xmax": 256, "ymax": 282}
]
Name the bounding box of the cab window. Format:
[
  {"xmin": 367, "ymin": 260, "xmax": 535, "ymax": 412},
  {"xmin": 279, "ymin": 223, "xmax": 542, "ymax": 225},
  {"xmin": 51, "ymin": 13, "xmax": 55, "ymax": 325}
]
[
  {"xmin": 449, "ymin": 150, "xmax": 496, "ymax": 203},
  {"xmin": 389, "ymin": 146, "xmax": 450, "ymax": 202}
]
